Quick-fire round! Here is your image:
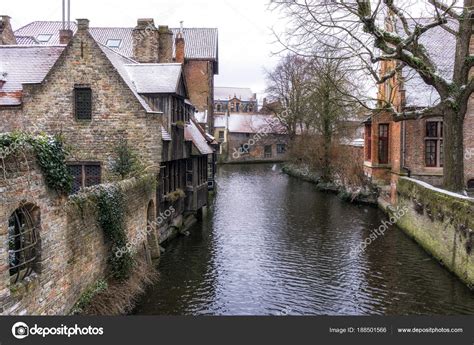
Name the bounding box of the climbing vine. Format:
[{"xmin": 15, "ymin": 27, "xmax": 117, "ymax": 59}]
[
  {"xmin": 0, "ymin": 132, "xmax": 72, "ymax": 194},
  {"xmin": 96, "ymin": 185, "xmax": 133, "ymax": 280}
]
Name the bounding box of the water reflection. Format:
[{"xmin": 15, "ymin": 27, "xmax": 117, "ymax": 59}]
[{"xmin": 135, "ymin": 164, "xmax": 474, "ymax": 315}]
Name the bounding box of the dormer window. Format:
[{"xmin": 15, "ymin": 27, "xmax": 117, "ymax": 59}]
[
  {"xmin": 36, "ymin": 34, "xmax": 52, "ymax": 43},
  {"xmin": 106, "ymin": 39, "xmax": 122, "ymax": 48}
]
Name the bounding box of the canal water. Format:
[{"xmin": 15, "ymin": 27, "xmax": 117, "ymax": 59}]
[{"xmin": 134, "ymin": 164, "xmax": 474, "ymax": 315}]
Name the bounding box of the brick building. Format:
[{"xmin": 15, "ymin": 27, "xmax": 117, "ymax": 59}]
[
  {"xmin": 12, "ymin": 18, "xmax": 219, "ymax": 134},
  {"xmin": 0, "ymin": 16, "xmax": 214, "ymax": 314},
  {"xmin": 213, "ymin": 113, "xmax": 289, "ymax": 163},
  {"xmin": 363, "ymin": 17, "xmax": 474, "ymax": 199},
  {"xmin": 214, "ymin": 87, "xmax": 258, "ymax": 115}
]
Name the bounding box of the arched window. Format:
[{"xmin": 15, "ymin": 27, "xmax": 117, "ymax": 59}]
[
  {"xmin": 216, "ymin": 104, "xmax": 222, "ymax": 112},
  {"xmin": 8, "ymin": 204, "xmax": 41, "ymax": 283}
]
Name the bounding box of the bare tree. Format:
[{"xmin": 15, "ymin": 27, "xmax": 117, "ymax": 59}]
[
  {"xmin": 265, "ymin": 54, "xmax": 313, "ymax": 139},
  {"xmin": 271, "ymin": 0, "xmax": 474, "ymax": 192}
]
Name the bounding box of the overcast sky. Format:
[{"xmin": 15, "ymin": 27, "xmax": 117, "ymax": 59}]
[{"xmin": 4, "ymin": 0, "xmax": 286, "ymax": 97}]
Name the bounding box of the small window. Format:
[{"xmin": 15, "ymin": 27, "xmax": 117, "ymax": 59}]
[
  {"xmin": 216, "ymin": 104, "xmax": 222, "ymax": 112},
  {"xmin": 68, "ymin": 163, "xmax": 101, "ymax": 194},
  {"xmin": 218, "ymin": 131, "xmax": 225, "ymax": 140},
  {"xmin": 8, "ymin": 204, "xmax": 41, "ymax": 283},
  {"xmin": 264, "ymin": 145, "xmax": 272, "ymax": 158},
  {"xmin": 277, "ymin": 144, "xmax": 286, "ymax": 154},
  {"xmin": 106, "ymin": 39, "xmax": 122, "ymax": 48},
  {"xmin": 74, "ymin": 87, "xmax": 92, "ymax": 120},
  {"xmin": 236, "ymin": 103, "xmax": 240, "ymax": 112},
  {"xmin": 36, "ymin": 34, "xmax": 52, "ymax": 43},
  {"xmin": 424, "ymin": 121, "xmax": 443, "ymax": 167},
  {"xmin": 468, "ymin": 179, "xmax": 474, "ymax": 189},
  {"xmin": 378, "ymin": 124, "xmax": 389, "ymax": 164}
]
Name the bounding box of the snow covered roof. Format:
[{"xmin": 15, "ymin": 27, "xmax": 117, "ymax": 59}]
[
  {"xmin": 185, "ymin": 120, "xmax": 214, "ymax": 154},
  {"xmin": 214, "ymin": 114, "xmax": 287, "ymax": 134},
  {"xmin": 0, "ymin": 45, "xmax": 65, "ymax": 105},
  {"xmin": 124, "ymin": 63, "xmax": 182, "ymax": 94},
  {"xmin": 394, "ymin": 18, "xmax": 456, "ymax": 108},
  {"xmin": 194, "ymin": 111, "xmax": 207, "ymax": 124},
  {"xmin": 214, "ymin": 87, "xmax": 256, "ymax": 102},
  {"xmin": 14, "ymin": 21, "xmax": 218, "ymax": 61}
]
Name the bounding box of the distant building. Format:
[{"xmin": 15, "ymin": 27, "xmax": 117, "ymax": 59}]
[
  {"xmin": 213, "ymin": 114, "xmax": 289, "ymax": 163},
  {"xmin": 214, "ymin": 87, "xmax": 258, "ymax": 115}
]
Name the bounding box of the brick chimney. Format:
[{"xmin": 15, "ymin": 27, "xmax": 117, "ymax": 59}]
[
  {"xmin": 133, "ymin": 18, "xmax": 160, "ymax": 63},
  {"xmin": 0, "ymin": 15, "xmax": 17, "ymax": 45},
  {"xmin": 59, "ymin": 29, "xmax": 73, "ymax": 44},
  {"xmin": 175, "ymin": 21, "xmax": 185, "ymax": 64},
  {"xmin": 158, "ymin": 25, "xmax": 173, "ymax": 63}
]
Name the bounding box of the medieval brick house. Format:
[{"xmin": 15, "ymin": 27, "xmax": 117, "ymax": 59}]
[
  {"xmin": 363, "ymin": 17, "xmax": 474, "ymax": 198},
  {"xmin": 0, "ymin": 16, "xmax": 215, "ymax": 314},
  {"xmin": 12, "ymin": 18, "xmax": 219, "ymax": 134}
]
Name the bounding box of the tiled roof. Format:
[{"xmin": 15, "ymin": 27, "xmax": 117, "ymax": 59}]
[
  {"xmin": 14, "ymin": 21, "xmax": 218, "ymax": 60},
  {"xmin": 394, "ymin": 18, "xmax": 456, "ymax": 107},
  {"xmin": 185, "ymin": 119, "xmax": 214, "ymax": 155},
  {"xmin": 125, "ymin": 63, "xmax": 182, "ymax": 94},
  {"xmin": 15, "ymin": 36, "xmax": 39, "ymax": 45},
  {"xmin": 214, "ymin": 114, "xmax": 287, "ymax": 134},
  {"xmin": 0, "ymin": 45, "xmax": 65, "ymax": 105},
  {"xmin": 97, "ymin": 42, "xmax": 153, "ymax": 113},
  {"xmin": 214, "ymin": 87, "xmax": 255, "ymax": 102}
]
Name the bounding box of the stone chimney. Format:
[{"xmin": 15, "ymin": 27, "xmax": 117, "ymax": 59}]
[
  {"xmin": 133, "ymin": 18, "xmax": 160, "ymax": 63},
  {"xmin": 77, "ymin": 18, "xmax": 90, "ymax": 31},
  {"xmin": 0, "ymin": 16, "xmax": 17, "ymax": 45},
  {"xmin": 175, "ymin": 21, "xmax": 185, "ymax": 64},
  {"xmin": 59, "ymin": 29, "xmax": 73, "ymax": 44},
  {"xmin": 158, "ymin": 25, "xmax": 173, "ymax": 63}
]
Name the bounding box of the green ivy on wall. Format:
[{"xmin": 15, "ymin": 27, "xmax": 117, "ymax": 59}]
[{"xmin": 0, "ymin": 132, "xmax": 72, "ymax": 194}]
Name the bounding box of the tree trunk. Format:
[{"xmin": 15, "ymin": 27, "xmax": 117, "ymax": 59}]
[{"xmin": 443, "ymin": 108, "xmax": 465, "ymax": 192}]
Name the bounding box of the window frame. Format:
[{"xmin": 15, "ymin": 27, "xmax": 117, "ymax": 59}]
[
  {"xmin": 424, "ymin": 120, "xmax": 443, "ymax": 168},
  {"xmin": 68, "ymin": 162, "xmax": 102, "ymax": 194},
  {"xmin": 106, "ymin": 39, "xmax": 123, "ymax": 48},
  {"xmin": 8, "ymin": 204, "xmax": 41, "ymax": 284},
  {"xmin": 74, "ymin": 86, "xmax": 93, "ymax": 120},
  {"xmin": 277, "ymin": 144, "xmax": 286, "ymax": 154},
  {"xmin": 264, "ymin": 145, "xmax": 273, "ymax": 158},
  {"xmin": 378, "ymin": 124, "xmax": 389, "ymax": 164}
]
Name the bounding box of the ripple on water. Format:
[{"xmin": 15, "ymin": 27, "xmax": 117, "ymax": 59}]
[{"xmin": 134, "ymin": 164, "xmax": 474, "ymax": 316}]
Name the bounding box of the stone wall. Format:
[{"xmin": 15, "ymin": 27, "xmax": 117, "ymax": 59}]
[
  {"xmin": 394, "ymin": 177, "xmax": 473, "ymax": 288},
  {"xmin": 0, "ymin": 156, "xmax": 158, "ymax": 315}
]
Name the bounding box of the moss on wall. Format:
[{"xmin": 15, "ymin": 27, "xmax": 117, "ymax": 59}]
[{"xmin": 396, "ymin": 177, "xmax": 474, "ymax": 288}]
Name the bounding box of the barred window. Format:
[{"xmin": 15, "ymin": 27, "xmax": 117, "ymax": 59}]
[
  {"xmin": 68, "ymin": 163, "xmax": 101, "ymax": 194},
  {"xmin": 8, "ymin": 204, "xmax": 41, "ymax": 283},
  {"xmin": 75, "ymin": 87, "xmax": 92, "ymax": 120}
]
